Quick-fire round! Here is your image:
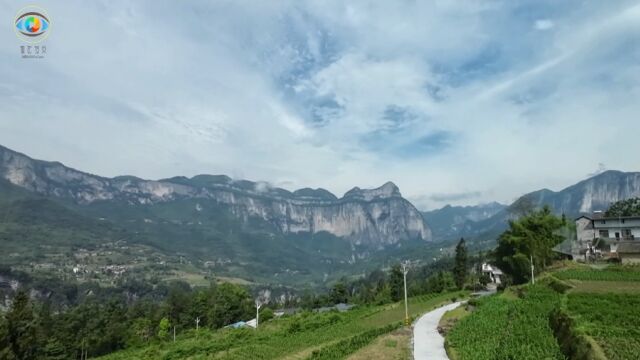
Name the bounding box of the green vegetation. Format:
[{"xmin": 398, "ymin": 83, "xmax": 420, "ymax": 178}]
[
  {"xmin": 495, "ymin": 206, "xmax": 566, "ymax": 284},
  {"xmin": 346, "ymin": 328, "xmax": 411, "ymax": 360},
  {"xmin": 566, "ymin": 293, "xmax": 640, "ymax": 360},
  {"xmin": 453, "ymin": 238, "xmax": 468, "ymax": 290},
  {"xmin": 555, "ymin": 267, "xmax": 640, "ymax": 282},
  {"xmin": 446, "ymin": 284, "xmax": 565, "ymax": 360},
  {"xmin": 0, "ymin": 249, "xmax": 474, "ymax": 359},
  {"xmin": 446, "ymin": 204, "xmax": 640, "ymax": 360},
  {"xmin": 447, "ymin": 264, "xmax": 640, "ymax": 360},
  {"xmin": 605, "ymin": 197, "xmax": 640, "ymax": 217},
  {"xmin": 98, "ymin": 291, "xmax": 465, "ymax": 360},
  {"xmin": 309, "ymin": 323, "xmax": 400, "ymax": 359}
]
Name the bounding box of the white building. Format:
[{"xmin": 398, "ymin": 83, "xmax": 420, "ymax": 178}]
[
  {"xmin": 481, "ymin": 263, "xmax": 503, "ymax": 284},
  {"xmin": 576, "ymin": 214, "xmax": 640, "ymax": 243},
  {"xmin": 574, "ymin": 214, "xmax": 640, "ymax": 261}
]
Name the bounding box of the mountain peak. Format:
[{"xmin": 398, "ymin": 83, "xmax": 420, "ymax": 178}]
[{"xmin": 343, "ymin": 181, "xmax": 401, "ymax": 201}]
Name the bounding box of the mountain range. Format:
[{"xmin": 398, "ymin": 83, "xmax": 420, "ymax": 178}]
[
  {"xmin": 1, "ymin": 143, "xmax": 640, "ymax": 288},
  {"xmin": 0, "ymin": 144, "xmax": 432, "ymax": 287},
  {"xmin": 423, "ymin": 170, "xmax": 640, "ymax": 242}
]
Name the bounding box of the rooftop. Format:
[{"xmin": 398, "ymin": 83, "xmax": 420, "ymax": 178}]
[{"xmin": 577, "ymin": 215, "xmax": 640, "ymax": 222}]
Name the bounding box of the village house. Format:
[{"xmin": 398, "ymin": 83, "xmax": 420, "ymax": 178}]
[
  {"xmin": 575, "ymin": 212, "xmax": 640, "ymax": 261},
  {"xmin": 481, "ymin": 263, "xmax": 503, "ymax": 284}
]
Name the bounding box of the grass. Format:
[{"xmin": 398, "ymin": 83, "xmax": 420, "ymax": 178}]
[
  {"xmin": 555, "ymin": 266, "xmax": 640, "ymax": 282},
  {"xmin": 439, "ymin": 304, "xmax": 470, "ymax": 340},
  {"xmin": 346, "ymin": 328, "xmax": 411, "ymax": 360},
  {"xmin": 99, "ymin": 291, "xmax": 467, "ymax": 360},
  {"xmin": 567, "ymin": 280, "xmax": 640, "ymax": 293}
]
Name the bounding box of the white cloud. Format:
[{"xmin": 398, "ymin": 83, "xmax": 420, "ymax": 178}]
[
  {"xmin": 534, "ymin": 19, "xmax": 554, "ymax": 31},
  {"xmin": 1, "ymin": 0, "xmax": 640, "ymax": 211}
]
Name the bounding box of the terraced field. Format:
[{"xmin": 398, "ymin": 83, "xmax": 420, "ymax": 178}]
[
  {"xmin": 566, "ymin": 293, "xmax": 640, "ymax": 360},
  {"xmin": 100, "ymin": 291, "xmax": 466, "ymax": 360},
  {"xmin": 446, "ymin": 284, "xmax": 565, "ymax": 360},
  {"xmin": 446, "ymin": 264, "xmax": 640, "ymax": 360}
]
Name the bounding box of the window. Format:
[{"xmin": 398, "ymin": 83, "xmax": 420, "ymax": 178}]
[
  {"xmin": 615, "ymin": 232, "xmax": 620, "ymax": 239},
  {"xmin": 623, "ymin": 229, "xmax": 632, "ymax": 238},
  {"xmin": 599, "ymin": 230, "xmax": 609, "ymax": 238},
  {"xmin": 601, "ymin": 220, "xmax": 606, "ymax": 224}
]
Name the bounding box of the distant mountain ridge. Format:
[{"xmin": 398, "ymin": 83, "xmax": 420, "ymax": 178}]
[
  {"xmin": 0, "ymin": 144, "xmax": 430, "ymax": 246},
  {"xmin": 424, "ymin": 170, "xmax": 640, "ymax": 242},
  {"xmin": 422, "ymin": 202, "xmax": 506, "ymax": 242}
]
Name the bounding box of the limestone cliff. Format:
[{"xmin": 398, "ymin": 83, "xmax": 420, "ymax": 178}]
[{"xmin": 0, "ymin": 145, "xmax": 431, "ymax": 246}]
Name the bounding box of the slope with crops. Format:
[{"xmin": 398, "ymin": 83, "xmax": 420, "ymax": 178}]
[{"xmin": 99, "ymin": 291, "xmax": 466, "ymax": 360}]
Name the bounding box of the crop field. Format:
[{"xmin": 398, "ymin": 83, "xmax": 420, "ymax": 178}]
[
  {"xmin": 555, "ymin": 267, "xmax": 640, "ymax": 282},
  {"xmin": 100, "ymin": 291, "xmax": 466, "ymax": 360},
  {"xmin": 446, "ymin": 284, "xmax": 565, "ymax": 360},
  {"xmin": 568, "ymin": 280, "xmax": 640, "ymax": 293},
  {"xmin": 567, "ymin": 292, "xmax": 640, "ymax": 359}
]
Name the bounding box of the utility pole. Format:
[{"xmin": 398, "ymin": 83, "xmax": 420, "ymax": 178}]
[
  {"xmin": 530, "ymin": 254, "xmax": 535, "ymax": 285},
  {"xmin": 401, "ymin": 261, "xmax": 409, "ymax": 326},
  {"xmin": 255, "ymin": 300, "xmax": 262, "ymax": 329},
  {"xmin": 195, "ymin": 317, "xmax": 200, "ymax": 338},
  {"xmin": 173, "ymin": 326, "xmax": 176, "ymax": 343}
]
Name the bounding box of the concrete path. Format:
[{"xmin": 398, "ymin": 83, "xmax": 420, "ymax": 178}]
[{"xmin": 413, "ymin": 301, "xmax": 463, "ymax": 360}]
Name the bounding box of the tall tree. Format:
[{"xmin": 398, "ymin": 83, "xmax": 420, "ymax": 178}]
[
  {"xmin": 495, "ymin": 206, "xmax": 564, "ymax": 284},
  {"xmin": 389, "ymin": 264, "xmax": 404, "ymax": 302},
  {"xmin": 606, "ymin": 197, "xmax": 640, "ymax": 217},
  {"xmin": 329, "ymin": 281, "xmax": 348, "ymax": 304},
  {"xmin": 6, "ymin": 290, "xmax": 38, "ymax": 359},
  {"xmin": 453, "ymin": 238, "xmax": 468, "ymax": 289}
]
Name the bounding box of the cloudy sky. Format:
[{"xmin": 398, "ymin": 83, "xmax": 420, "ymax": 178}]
[{"xmin": 1, "ymin": 1, "xmax": 640, "ymax": 210}]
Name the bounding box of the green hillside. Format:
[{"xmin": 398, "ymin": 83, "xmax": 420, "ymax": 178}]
[
  {"xmin": 445, "ymin": 264, "xmax": 640, "ymax": 360},
  {"xmin": 98, "ymin": 291, "xmax": 466, "ymax": 360}
]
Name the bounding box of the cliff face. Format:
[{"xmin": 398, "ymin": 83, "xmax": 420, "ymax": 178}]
[
  {"xmin": 0, "ymin": 145, "xmax": 430, "ymax": 246},
  {"xmin": 522, "ymin": 171, "xmax": 640, "ymax": 215}
]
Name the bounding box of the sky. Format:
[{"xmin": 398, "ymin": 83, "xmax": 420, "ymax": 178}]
[{"xmin": 1, "ymin": 1, "xmax": 640, "ymax": 210}]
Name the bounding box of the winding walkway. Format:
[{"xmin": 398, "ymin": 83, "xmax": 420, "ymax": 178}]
[{"xmin": 412, "ymin": 301, "xmax": 463, "ymax": 360}]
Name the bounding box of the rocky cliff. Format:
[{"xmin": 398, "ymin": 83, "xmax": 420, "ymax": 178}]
[
  {"xmin": 0, "ymin": 145, "xmax": 430, "ymax": 246},
  {"xmin": 521, "ymin": 170, "xmax": 640, "ymax": 214}
]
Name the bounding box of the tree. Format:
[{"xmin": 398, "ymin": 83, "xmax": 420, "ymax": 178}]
[
  {"xmin": 388, "ymin": 264, "xmax": 404, "ymax": 302},
  {"xmin": 127, "ymin": 318, "xmax": 153, "ymax": 347},
  {"xmin": 453, "ymin": 238, "xmax": 468, "ymax": 289},
  {"xmin": 495, "ymin": 206, "xmax": 564, "ymax": 284},
  {"xmin": 207, "ymin": 283, "xmax": 253, "ymax": 328},
  {"xmin": 42, "ymin": 339, "xmax": 66, "ymax": 360},
  {"xmin": 606, "ymin": 197, "xmax": 640, "ymax": 217},
  {"xmin": 157, "ymin": 317, "xmax": 170, "ymax": 340},
  {"xmin": 329, "ymin": 281, "xmax": 348, "ymax": 304},
  {"xmin": 6, "ymin": 290, "xmax": 38, "ymax": 359},
  {"xmin": 259, "ymin": 308, "xmax": 274, "ymax": 323}
]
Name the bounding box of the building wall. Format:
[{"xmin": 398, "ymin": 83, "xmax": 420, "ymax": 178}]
[
  {"xmin": 593, "ymin": 218, "xmax": 640, "ymax": 240},
  {"xmin": 621, "ymin": 254, "xmax": 640, "ymax": 265},
  {"xmin": 576, "ymin": 217, "xmax": 595, "ymax": 242}
]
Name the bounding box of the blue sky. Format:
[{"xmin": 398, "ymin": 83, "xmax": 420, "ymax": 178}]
[{"xmin": 1, "ymin": 0, "xmax": 640, "ymax": 209}]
